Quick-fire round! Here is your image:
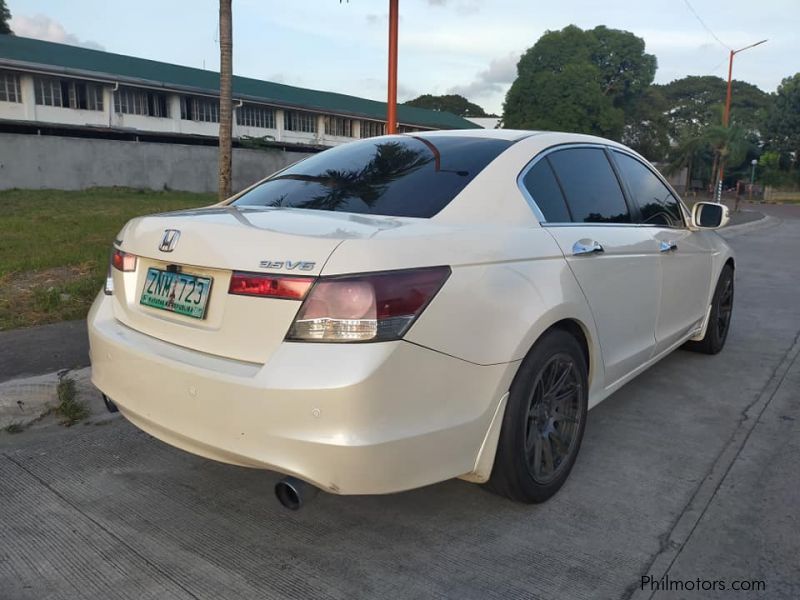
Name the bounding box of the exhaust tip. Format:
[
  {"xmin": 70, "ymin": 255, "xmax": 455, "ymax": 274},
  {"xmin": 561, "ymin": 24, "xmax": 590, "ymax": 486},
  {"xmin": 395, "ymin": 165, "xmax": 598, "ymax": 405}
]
[{"xmin": 275, "ymin": 476, "xmax": 317, "ymax": 510}]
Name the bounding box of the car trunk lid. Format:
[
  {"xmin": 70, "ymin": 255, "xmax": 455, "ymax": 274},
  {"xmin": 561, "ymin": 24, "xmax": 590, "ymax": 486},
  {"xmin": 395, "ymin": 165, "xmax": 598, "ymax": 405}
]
[{"xmin": 110, "ymin": 206, "xmax": 402, "ymax": 363}]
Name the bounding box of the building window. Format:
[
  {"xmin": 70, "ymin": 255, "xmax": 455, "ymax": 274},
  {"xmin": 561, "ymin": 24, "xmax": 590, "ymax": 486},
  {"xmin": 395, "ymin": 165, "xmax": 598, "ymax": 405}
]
[
  {"xmin": 0, "ymin": 71, "xmax": 21, "ymax": 103},
  {"xmin": 34, "ymin": 77, "xmax": 103, "ymax": 110},
  {"xmin": 114, "ymin": 87, "xmax": 169, "ymax": 117},
  {"xmin": 324, "ymin": 116, "xmax": 353, "ymax": 137},
  {"xmin": 180, "ymin": 95, "xmax": 219, "ymax": 122},
  {"xmin": 284, "ymin": 110, "xmax": 317, "ymax": 133},
  {"xmin": 398, "ymin": 125, "xmax": 422, "ymax": 134},
  {"xmin": 237, "ymin": 104, "xmax": 275, "ymax": 129},
  {"xmin": 360, "ymin": 120, "xmax": 386, "ymax": 138}
]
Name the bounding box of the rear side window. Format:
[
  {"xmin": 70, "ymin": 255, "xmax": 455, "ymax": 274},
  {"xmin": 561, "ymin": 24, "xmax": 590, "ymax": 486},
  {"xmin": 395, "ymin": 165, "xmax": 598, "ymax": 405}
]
[
  {"xmin": 521, "ymin": 159, "xmax": 571, "ymax": 223},
  {"xmin": 547, "ymin": 148, "xmax": 630, "ymax": 224},
  {"xmin": 613, "ymin": 151, "xmax": 684, "ymax": 228},
  {"xmin": 232, "ymin": 135, "xmax": 512, "ymax": 218}
]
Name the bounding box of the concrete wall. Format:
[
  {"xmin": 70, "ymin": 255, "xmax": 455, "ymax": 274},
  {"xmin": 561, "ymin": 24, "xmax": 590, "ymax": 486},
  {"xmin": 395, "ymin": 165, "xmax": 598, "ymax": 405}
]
[{"xmin": 0, "ymin": 133, "xmax": 311, "ymax": 193}]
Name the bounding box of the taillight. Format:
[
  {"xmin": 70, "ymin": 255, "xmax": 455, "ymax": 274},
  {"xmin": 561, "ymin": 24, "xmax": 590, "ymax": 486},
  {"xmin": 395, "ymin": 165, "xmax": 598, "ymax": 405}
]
[
  {"xmin": 229, "ymin": 272, "xmax": 314, "ymax": 300},
  {"xmin": 105, "ymin": 247, "xmax": 137, "ymax": 295},
  {"xmin": 111, "ymin": 248, "xmax": 137, "ymax": 272},
  {"xmin": 286, "ymin": 266, "xmax": 450, "ymax": 342}
]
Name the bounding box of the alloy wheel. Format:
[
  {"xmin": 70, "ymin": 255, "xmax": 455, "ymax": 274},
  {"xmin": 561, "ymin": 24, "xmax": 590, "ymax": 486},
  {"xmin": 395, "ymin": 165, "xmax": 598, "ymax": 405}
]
[{"xmin": 524, "ymin": 354, "xmax": 583, "ymax": 484}]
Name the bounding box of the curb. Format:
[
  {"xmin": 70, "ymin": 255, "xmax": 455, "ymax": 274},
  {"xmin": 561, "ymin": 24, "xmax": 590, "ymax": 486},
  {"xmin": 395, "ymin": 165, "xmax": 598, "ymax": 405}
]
[
  {"xmin": 0, "ymin": 371, "xmax": 60, "ymax": 430},
  {"xmin": 719, "ymin": 214, "xmax": 780, "ymax": 238},
  {"xmin": 0, "ymin": 367, "xmax": 99, "ymax": 431}
]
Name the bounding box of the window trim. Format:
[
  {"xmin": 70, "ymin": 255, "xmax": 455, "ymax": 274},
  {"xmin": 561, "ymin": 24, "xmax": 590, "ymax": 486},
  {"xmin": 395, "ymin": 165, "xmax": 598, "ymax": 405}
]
[
  {"xmin": 518, "ymin": 143, "xmax": 634, "ymax": 226},
  {"xmin": 517, "ymin": 143, "xmax": 689, "ymax": 228}
]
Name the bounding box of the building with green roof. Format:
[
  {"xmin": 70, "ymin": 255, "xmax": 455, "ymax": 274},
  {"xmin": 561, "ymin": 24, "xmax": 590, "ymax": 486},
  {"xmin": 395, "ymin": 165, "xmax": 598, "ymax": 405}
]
[{"xmin": 0, "ymin": 35, "xmax": 474, "ymax": 149}]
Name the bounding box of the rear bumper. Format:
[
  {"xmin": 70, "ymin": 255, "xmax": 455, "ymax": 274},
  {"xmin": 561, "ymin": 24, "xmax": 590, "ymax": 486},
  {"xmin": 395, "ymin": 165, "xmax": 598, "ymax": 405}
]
[{"xmin": 88, "ymin": 293, "xmax": 515, "ymax": 494}]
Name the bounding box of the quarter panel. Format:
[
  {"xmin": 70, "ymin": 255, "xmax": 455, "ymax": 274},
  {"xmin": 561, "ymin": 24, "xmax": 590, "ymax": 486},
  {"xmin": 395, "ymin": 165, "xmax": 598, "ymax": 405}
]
[{"xmin": 324, "ymin": 225, "xmax": 604, "ymax": 397}]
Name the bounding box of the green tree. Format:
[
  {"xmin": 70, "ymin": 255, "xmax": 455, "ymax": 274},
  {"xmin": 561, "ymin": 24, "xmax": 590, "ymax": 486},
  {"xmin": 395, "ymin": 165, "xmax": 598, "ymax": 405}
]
[
  {"xmin": 502, "ymin": 25, "xmax": 656, "ymax": 140},
  {"xmin": 0, "ymin": 0, "xmax": 12, "ymax": 35},
  {"xmin": 622, "ymin": 86, "xmax": 670, "ymax": 161},
  {"xmin": 763, "ymin": 73, "xmax": 800, "ymax": 170},
  {"xmin": 757, "ymin": 151, "xmax": 794, "ymax": 187},
  {"xmin": 666, "ymin": 130, "xmax": 712, "ymax": 191},
  {"xmin": 667, "ymin": 124, "xmax": 754, "ymax": 196},
  {"xmin": 656, "ymin": 75, "xmax": 769, "ymax": 139},
  {"xmin": 404, "ymin": 94, "xmax": 490, "ymax": 117}
]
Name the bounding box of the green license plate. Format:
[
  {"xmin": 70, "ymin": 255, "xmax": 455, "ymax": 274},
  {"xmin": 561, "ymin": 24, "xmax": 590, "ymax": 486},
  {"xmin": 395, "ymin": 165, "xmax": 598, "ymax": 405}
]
[{"xmin": 140, "ymin": 267, "xmax": 213, "ymax": 319}]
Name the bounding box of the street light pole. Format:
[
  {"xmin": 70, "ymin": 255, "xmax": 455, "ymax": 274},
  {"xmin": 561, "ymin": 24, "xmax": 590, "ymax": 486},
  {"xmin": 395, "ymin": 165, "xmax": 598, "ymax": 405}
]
[
  {"xmin": 749, "ymin": 158, "xmax": 757, "ymax": 202},
  {"xmin": 386, "ymin": 0, "xmax": 399, "ymax": 134},
  {"xmin": 716, "ymin": 39, "xmax": 767, "ymax": 201}
]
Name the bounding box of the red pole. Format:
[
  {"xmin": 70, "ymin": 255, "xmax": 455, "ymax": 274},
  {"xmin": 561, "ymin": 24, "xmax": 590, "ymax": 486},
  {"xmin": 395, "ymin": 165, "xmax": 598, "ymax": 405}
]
[
  {"xmin": 387, "ymin": 0, "xmax": 399, "ymax": 134},
  {"xmin": 723, "ymin": 50, "xmax": 734, "ymax": 128},
  {"xmin": 717, "ymin": 50, "xmax": 735, "ymax": 200}
]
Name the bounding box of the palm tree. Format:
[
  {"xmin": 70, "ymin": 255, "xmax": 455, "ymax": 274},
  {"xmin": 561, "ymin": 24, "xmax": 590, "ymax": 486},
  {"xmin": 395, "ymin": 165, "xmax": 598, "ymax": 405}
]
[
  {"xmin": 667, "ymin": 124, "xmax": 751, "ymax": 207},
  {"xmin": 666, "ymin": 133, "xmax": 707, "ymax": 194},
  {"xmin": 706, "ymin": 124, "xmax": 751, "ymax": 209},
  {"xmin": 218, "ymin": 0, "xmax": 233, "ymax": 201}
]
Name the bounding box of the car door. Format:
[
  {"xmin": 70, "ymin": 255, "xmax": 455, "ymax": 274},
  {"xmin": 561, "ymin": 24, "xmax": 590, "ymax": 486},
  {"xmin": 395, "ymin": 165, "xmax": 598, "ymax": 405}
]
[
  {"xmin": 609, "ymin": 150, "xmax": 714, "ymax": 354},
  {"xmin": 520, "ymin": 146, "xmax": 662, "ymax": 387}
]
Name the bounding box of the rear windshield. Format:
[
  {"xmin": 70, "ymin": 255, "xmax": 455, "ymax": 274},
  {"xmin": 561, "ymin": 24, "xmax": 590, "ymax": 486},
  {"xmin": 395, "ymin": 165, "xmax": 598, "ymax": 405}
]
[{"xmin": 232, "ymin": 135, "xmax": 513, "ymax": 218}]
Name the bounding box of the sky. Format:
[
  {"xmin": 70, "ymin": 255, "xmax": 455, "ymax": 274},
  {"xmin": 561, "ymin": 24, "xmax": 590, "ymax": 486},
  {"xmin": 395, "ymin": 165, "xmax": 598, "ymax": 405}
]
[{"xmin": 7, "ymin": 0, "xmax": 799, "ymax": 115}]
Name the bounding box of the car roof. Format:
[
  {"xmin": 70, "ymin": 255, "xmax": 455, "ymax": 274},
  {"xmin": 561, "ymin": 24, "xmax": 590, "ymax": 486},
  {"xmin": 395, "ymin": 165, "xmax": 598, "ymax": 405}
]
[
  {"xmin": 404, "ymin": 129, "xmax": 631, "ymax": 150},
  {"xmin": 404, "ymin": 129, "xmax": 539, "ymax": 142}
]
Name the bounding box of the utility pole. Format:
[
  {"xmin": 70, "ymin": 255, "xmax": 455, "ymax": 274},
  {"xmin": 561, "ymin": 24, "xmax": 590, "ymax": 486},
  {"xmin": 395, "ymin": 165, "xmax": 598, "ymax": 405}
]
[
  {"xmin": 387, "ymin": 0, "xmax": 399, "ymax": 134},
  {"xmin": 715, "ymin": 39, "xmax": 767, "ymax": 202}
]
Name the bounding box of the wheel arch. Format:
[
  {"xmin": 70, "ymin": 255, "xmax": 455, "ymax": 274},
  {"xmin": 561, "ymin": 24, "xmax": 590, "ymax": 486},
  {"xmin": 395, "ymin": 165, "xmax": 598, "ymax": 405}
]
[
  {"xmin": 460, "ymin": 313, "xmax": 601, "ymax": 485},
  {"xmin": 512, "ymin": 311, "xmax": 603, "ymax": 396}
]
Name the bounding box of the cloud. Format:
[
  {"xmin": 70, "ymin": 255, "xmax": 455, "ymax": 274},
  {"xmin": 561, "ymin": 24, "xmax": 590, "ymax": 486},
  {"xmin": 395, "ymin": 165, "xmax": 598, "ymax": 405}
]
[
  {"xmin": 426, "ymin": 0, "xmax": 480, "ymax": 14},
  {"xmin": 449, "ymin": 52, "xmax": 519, "ymax": 99},
  {"xmin": 353, "ymin": 77, "xmax": 417, "ymax": 103},
  {"xmin": 9, "ymin": 14, "xmax": 105, "ymax": 51}
]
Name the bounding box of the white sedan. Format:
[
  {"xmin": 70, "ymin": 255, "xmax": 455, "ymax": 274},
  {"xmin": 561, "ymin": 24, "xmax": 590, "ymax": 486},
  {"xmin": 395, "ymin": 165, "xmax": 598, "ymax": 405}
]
[{"xmin": 88, "ymin": 130, "xmax": 734, "ymax": 508}]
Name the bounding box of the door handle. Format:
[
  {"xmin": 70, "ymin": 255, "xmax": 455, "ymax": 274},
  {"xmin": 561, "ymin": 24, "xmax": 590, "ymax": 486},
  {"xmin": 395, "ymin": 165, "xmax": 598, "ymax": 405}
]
[
  {"xmin": 572, "ymin": 239, "xmax": 604, "ymax": 256},
  {"xmin": 659, "ymin": 240, "xmax": 678, "ymax": 253}
]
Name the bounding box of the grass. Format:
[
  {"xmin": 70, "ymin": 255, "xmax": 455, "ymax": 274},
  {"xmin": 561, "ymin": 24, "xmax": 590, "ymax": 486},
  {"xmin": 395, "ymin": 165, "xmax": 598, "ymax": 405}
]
[
  {"xmin": 0, "ymin": 187, "xmax": 214, "ymax": 330},
  {"xmin": 54, "ymin": 376, "xmax": 88, "ymax": 426}
]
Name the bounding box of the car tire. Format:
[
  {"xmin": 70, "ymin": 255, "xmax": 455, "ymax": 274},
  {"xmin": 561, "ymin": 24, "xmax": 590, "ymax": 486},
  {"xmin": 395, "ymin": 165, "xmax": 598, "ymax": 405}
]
[
  {"xmin": 683, "ymin": 264, "xmax": 734, "ymax": 355},
  {"xmin": 486, "ymin": 328, "xmax": 588, "ymax": 503}
]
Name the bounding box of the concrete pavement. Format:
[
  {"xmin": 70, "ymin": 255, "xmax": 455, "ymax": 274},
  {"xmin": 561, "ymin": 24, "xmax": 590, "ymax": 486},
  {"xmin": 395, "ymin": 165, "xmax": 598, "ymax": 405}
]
[{"xmin": 1, "ymin": 208, "xmax": 799, "ymax": 599}]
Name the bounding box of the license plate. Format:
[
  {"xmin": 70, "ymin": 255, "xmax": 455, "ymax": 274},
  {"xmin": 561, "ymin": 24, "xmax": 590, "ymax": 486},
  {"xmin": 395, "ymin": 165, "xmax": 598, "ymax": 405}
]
[{"xmin": 140, "ymin": 267, "xmax": 213, "ymax": 319}]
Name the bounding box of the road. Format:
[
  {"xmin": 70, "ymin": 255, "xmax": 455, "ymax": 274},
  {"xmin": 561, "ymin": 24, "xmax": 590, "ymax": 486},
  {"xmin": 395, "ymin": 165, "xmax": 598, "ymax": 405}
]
[{"xmin": 1, "ymin": 208, "xmax": 798, "ymax": 600}]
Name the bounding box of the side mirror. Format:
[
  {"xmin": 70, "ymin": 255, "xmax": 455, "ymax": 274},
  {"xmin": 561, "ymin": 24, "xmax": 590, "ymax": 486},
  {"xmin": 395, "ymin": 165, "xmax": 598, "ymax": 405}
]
[{"xmin": 692, "ymin": 202, "xmax": 729, "ymax": 230}]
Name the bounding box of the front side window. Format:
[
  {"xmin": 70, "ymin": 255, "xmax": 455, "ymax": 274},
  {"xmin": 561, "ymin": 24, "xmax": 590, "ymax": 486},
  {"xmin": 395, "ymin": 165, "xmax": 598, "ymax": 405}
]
[
  {"xmin": 547, "ymin": 148, "xmax": 630, "ymax": 224},
  {"xmin": 0, "ymin": 71, "xmax": 21, "ymax": 103},
  {"xmin": 233, "ymin": 135, "xmax": 512, "ymax": 218},
  {"xmin": 613, "ymin": 152, "xmax": 684, "ymax": 228}
]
